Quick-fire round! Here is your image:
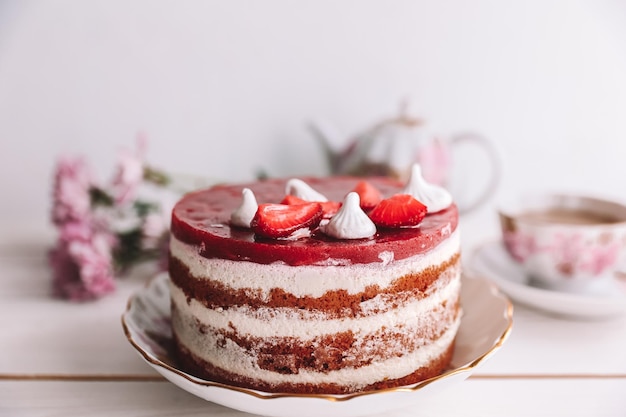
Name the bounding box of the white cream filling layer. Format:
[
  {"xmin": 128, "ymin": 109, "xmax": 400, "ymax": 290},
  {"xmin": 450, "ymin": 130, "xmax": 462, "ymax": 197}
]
[
  {"xmin": 175, "ymin": 313, "xmax": 461, "ymax": 389},
  {"xmin": 171, "ymin": 271, "xmax": 459, "ymax": 338},
  {"xmin": 170, "ymin": 229, "xmax": 459, "ymax": 298}
]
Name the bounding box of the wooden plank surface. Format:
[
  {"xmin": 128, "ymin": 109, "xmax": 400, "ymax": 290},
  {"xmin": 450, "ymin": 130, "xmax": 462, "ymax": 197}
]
[
  {"xmin": 2, "ymin": 230, "xmax": 626, "ymax": 416},
  {"xmin": 2, "ymin": 379, "xmax": 625, "ymax": 417}
]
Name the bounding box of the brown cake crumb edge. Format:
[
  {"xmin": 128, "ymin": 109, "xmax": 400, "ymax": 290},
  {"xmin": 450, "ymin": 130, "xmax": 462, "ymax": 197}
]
[
  {"xmin": 169, "ymin": 253, "xmax": 460, "ymax": 317},
  {"xmin": 174, "ymin": 334, "xmax": 456, "ymax": 395}
]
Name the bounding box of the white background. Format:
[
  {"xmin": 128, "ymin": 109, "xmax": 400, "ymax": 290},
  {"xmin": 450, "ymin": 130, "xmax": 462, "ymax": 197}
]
[{"xmin": 2, "ymin": 0, "xmax": 626, "ymax": 244}]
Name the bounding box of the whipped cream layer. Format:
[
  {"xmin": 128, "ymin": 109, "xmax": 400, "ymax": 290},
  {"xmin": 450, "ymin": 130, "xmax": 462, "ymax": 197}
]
[
  {"xmin": 170, "ymin": 229, "xmax": 460, "ymax": 299},
  {"xmin": 172, "ymin": 307, "xmax": 461, "ymax": 390},
  {"xmin": 171, "ymin": 268, "xmax": 459, "ymax": 339}
]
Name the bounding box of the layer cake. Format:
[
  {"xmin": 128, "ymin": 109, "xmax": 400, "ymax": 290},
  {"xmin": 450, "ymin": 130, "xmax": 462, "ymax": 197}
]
[{"xmin": 169, "ymin": 170, "xmax": 461, "ymax": 394}]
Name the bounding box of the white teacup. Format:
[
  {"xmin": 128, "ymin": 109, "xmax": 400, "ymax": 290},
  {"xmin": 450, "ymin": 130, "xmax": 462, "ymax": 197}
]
[{"xmin": 499, "ymin": 194, "xmax": 626, "ymax": 294}]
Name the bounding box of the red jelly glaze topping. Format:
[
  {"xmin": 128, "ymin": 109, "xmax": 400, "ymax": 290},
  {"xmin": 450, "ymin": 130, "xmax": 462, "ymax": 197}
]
[{"xmin": 171, "ymin": 176, "xmax": 459, "ymax": 266}]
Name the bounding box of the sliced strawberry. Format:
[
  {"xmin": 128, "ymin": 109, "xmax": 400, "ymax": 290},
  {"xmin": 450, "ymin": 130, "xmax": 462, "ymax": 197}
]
[
  {"xmin": 351, "ymin": 180, "xmax": 382, "ymax": 210},
  {"xmin": 251, "ymin": 202, "xmax": 323, "ymax": 238},
  {"xmin": 368, "ymin": 194, "xmax": 427, "ymax": 228},
  {"xmin": 280, "ymin": 194, "xmax": 308, "ymax": 205},
  {"xmin": 281, "ymin": 195, "xmax": 341, "ymax": 219},
  {"xmin": 319, "ymin": 201, "xmax": 342, "ymax": 219}
]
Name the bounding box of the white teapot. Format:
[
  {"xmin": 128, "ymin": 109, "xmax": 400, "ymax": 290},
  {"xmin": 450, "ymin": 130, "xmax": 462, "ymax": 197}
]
[{"xmin": 309, "ymin": 107, "xmax": 500, "ymax": 214}]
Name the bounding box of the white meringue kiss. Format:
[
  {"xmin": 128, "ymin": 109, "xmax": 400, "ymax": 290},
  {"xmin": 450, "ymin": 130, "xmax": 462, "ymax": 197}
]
[
  {"xmin": 285, "ymin": 179, "xmax": 328, "ymax": 202},
  {"xmin": 230, "ymin": 188, "xmax": 258, "ymax": 228},
  {"xmin": 403, "ymin": 164, "xmax": 452, "ymax": 213},
  {"xmin": 321, "ymin": 192, "xmax": 376, "ymax": 239}
]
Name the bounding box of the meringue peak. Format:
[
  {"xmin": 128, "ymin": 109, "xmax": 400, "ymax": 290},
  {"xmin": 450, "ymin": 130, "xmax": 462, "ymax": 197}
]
[
  {"xmin": 321, "ymin": 192, "xmax": 377, "ymax": 239},
  {"xmin": 403, "ymin": 164, "xmax": 452, "ymax": 213},
  {"xmin": 285, "ymin": 179, "xmax": 329, "ymax": 202},
  {"xmin": 230, "ymin": 188, "xmax": 258, "ymax": 228}
]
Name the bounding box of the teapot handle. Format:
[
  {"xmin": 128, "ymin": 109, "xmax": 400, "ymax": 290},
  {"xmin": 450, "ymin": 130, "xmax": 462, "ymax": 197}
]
[{"xmin": 448, "ymin": 132, "xmax": 501, "ymax": 214}]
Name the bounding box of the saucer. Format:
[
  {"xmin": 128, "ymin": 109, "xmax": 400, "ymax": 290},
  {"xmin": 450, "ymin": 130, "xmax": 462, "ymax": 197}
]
[
  {"xmin": 466, "ymin": 240, "xmax": 626, "ymax": 319},
  {"xmin": 121, "ymin": 273, "xmax": 512, "ymax": 417}
]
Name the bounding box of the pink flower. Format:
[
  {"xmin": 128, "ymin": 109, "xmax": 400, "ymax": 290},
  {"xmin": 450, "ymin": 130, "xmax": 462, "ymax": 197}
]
[
  {"xmin": 416, "ymin": 139, "xmax": 451, "ymax": 186},
  {"xmin": 49, "ymin": 136, "xmax": 176, "ymax": 301},
  {"xmin": 51, "ymin": 157, "xmax": 93, "ymax": 225},
  {"xmin": 140, "ymin": 213, "xmax": 166, "ymax": 249},
  {"xmin": 49, "ymin": 222, "xmax": 116, "ymax": 301},
  {"xmin": 111, "ymin": 134, "xmax": 147, "ymax": 204}
]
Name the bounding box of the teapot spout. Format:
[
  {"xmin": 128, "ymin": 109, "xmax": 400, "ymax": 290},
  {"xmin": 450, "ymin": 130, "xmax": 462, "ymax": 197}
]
[{"xmin": 307, "ymin": 119, "xmax": 345, "ymax": 174}]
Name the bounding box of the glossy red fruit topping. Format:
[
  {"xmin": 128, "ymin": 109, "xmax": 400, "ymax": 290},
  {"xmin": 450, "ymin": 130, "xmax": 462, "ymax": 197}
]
[
  {"xmin": 280, "ymin": 195, "xmax": 341, "ymax": 219},
  {"xmin": 251, "ymin": 202, "xmax": 323, "ymax": 238},
  {"xmin": 352, "ymin": 180, "xmax": 382, "ymax": 210},
  {"xmin": 368, "ymin": 194, "xmax": 427, "ymax": 228}
]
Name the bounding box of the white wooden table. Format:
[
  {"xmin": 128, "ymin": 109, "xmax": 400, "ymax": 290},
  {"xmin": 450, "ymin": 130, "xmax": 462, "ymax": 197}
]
[{"xmin": 2, "ymin": 223, "xmax": 626, "ymax": 417}]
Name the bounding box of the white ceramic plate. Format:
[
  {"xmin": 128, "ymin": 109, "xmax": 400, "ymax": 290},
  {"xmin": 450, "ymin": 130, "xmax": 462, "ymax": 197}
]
[
  {"xmin": 122, "ymin": 273, "xmax": 512, "ymax": 417},
  {"xmin": 466, "ymin": 240, "xmax": 626, "ymax": 319}
]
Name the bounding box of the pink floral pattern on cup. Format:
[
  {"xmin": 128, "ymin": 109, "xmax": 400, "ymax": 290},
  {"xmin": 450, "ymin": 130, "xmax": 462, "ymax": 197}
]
[
  {"xmin": 502, "ymin": 228, "xmax": 624, "ymax": 283},
  {"xmin": 498, "ymin": 194, "xmax": 626, "ymax": 293},
  {"xmin": 583, "ymin": 242, "xmax": 620, "ymax": 276},
  {"xmin": 502, "ymin": 231, "xmax": 537, "ymax": 263}
]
